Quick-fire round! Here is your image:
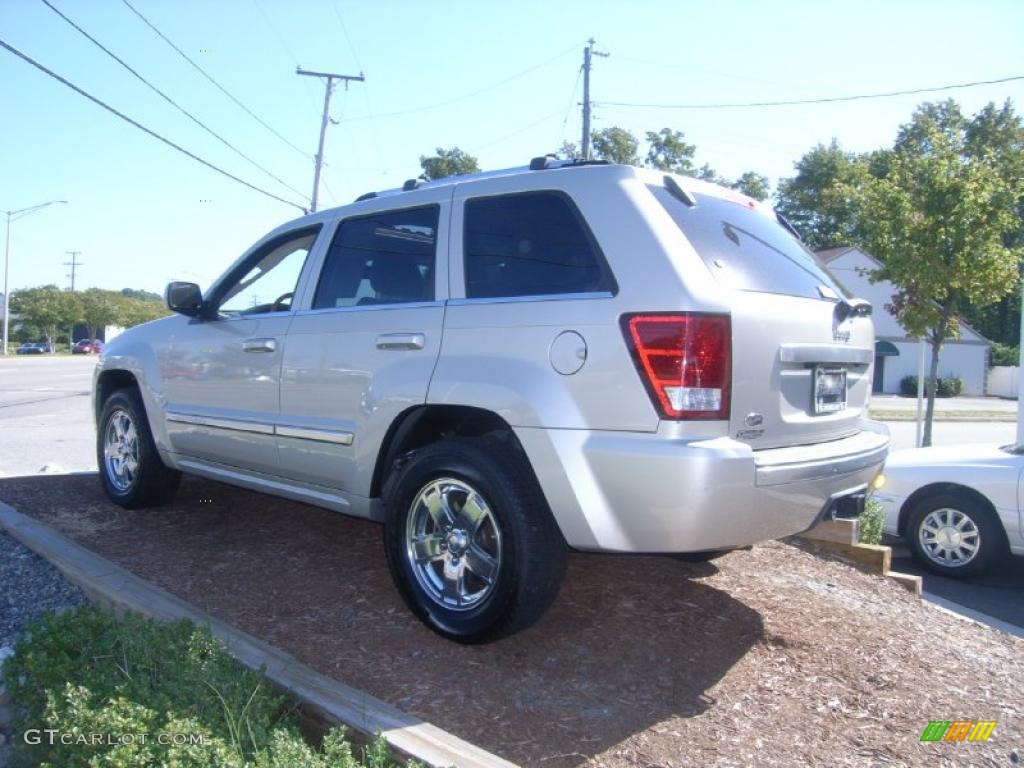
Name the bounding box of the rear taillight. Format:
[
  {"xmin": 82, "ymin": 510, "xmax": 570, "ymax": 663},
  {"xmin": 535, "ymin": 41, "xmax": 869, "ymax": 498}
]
[{"xmin": 621, "ymin": 313, "xmax": 731, "ymax": 420}]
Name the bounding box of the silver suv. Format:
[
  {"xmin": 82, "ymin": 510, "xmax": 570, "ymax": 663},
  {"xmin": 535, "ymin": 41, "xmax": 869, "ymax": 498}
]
[{"xmin": 93, "ymin": 160, "xmax": 889, "ymax": 642}]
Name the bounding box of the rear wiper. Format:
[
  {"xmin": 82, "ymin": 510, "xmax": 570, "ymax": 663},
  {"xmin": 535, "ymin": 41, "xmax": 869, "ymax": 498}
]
[{"xmin": 835, "ymin": 298, "xmax": 872, "ymax": 321}]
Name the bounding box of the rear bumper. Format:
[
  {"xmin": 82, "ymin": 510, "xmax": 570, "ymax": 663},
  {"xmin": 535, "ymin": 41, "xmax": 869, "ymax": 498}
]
[{"xmin": 515, "ymin": 420, "xmax": 889, "ymax": 553}]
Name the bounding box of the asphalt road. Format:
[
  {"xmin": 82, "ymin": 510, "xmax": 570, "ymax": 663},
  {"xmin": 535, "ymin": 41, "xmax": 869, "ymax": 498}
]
[
  {"xmin": 0, "ymin": 355, "xmax": 96, "ymax": 478},
  {"xmin": 0, "ymin": 355, "xmax": 1021, "ymax": 634}
]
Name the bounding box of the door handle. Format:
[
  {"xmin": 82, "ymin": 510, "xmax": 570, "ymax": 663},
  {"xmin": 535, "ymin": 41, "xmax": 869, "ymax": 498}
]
[
  {"xmin": 375, "ymin": 333, "xmax": 425, "ymax": 351},
  {"xmin": 242, "ymin": 338, "xmax": 277, "ymax": 353}
]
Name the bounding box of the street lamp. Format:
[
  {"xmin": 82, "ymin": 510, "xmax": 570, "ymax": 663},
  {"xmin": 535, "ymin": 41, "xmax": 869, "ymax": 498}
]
[{"xmin": 2, "ymin": 200, "xmax": 68, "ymax": 355}]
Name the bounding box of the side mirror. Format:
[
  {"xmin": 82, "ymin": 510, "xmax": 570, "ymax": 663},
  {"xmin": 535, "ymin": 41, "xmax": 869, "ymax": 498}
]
[{"xmin": 165, "ymin": 281, "xmax": 204, "ymax": 317}]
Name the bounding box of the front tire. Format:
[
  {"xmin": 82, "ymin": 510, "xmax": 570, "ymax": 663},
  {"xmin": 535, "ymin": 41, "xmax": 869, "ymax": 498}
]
[
  {"xmin": 97, "ymin": 388, "xmax": 181, "ymax": 508},
  {"xmin": 383, "ymin": 436, "xmax": 566, "ymax": 643},
  {"xmin": 906, "ymin": 492, "xmax": 1004, "ymax": 578}
]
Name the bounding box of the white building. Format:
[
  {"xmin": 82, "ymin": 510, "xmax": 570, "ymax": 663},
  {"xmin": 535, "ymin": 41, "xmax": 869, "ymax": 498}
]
[{"xmin": 817, "ymin": 246, "xmax": 990, "ymax": 396}]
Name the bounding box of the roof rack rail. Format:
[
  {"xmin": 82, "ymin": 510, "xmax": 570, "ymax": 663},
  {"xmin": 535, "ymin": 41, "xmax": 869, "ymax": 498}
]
[
  {"xmin": 402, "ymin": 178, "xmax": 426, "ymax": 191},
  {"xmin": 529, "ymin": 156, "xmax": 612, "ymax": 171},
  {"xmin": 354, "ymin": 191, "xmax": 377, "ymax": 202}
]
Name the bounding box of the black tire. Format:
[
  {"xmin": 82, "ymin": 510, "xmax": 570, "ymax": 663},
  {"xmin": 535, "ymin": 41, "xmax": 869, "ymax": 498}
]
[
  {"xmin": 905, "ymin": 492, "xmax": 1005, "ymax": 578},
  {"xmin": 382, "ymin": 435, "xmax": 566, "ymax": 643},
  {"xmin": 97, "ymin": 387, "xmax": 181, "ymax": 508}
]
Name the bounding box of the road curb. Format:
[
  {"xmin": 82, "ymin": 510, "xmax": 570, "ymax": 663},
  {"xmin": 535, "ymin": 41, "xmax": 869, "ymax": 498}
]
[{"xmin": 0, "ymin": 500, "xmax": 517, "ymax": 768}]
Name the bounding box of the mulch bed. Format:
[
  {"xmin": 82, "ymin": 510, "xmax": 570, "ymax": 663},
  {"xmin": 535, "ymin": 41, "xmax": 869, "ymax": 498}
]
[{"xmin": 1, "ymin": 473, "xmax": 1021, "ymax": 767}]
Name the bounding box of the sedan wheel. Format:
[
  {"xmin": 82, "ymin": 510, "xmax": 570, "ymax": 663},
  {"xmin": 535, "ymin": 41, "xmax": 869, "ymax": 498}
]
[
  {"xmin": 917, "ymin": 507, "xmax": 980, "ymax": 568},
  {"xmin": 906, "ymin": 492, "xmax": 1005, "ymax": 578}
]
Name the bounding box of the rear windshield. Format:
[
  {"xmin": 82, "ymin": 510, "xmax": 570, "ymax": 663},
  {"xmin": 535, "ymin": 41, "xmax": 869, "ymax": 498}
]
[{"xmin": 649, "ymin": 184, "xmax": 848, "ymax": 300}]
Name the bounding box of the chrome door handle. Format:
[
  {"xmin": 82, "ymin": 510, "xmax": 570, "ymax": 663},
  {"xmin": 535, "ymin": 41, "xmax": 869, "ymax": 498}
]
[
  {"xmin": 375, "ymin": 333, "xmax": 425, "ymax": 351},
  {"xmin": 242, "ymin": 338, "xmax": 277, "ymax": 353}
]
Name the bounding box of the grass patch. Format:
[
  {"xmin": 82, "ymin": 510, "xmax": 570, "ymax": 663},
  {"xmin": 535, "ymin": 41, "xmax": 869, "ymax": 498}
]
[
  {"xmin": 867, "ymin": 409, "xmax": 1014, "ymax": 422},
  {"xmin": 2, "ymin": 606, "xmax": 414, "ymax": 767}
]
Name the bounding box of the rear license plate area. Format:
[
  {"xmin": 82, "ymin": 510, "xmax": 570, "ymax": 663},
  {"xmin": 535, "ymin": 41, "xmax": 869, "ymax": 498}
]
[{"xmin": 814, "ymin": 366, "xmax": 847, "ymax": 414}]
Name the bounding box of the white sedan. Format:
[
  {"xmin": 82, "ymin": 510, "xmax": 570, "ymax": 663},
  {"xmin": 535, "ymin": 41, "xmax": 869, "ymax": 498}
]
[{"xmin": 873, "ymin": 443, "xmax": 1024, "ymax": 577}]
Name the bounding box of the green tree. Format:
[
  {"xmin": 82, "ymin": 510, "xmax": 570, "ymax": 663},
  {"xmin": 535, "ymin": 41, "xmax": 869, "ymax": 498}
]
[
  {"xmin": 775, "ymin": 139, "xmax": 871, "ymax": 249},
  {"xmin": 644, "ymin": 128, "xmax": 696, "ymax": 174},
  {"xmin": 77, "ymin": 288, "xmax": 126, "ymax": 341},
  {"xmin": 853, "ymin": 101, "xmax": 1024, "ymax": 446},
  {"xmin": 419, "ymin": 147, "xmax": 480, "ymax": 180},
  {"xmin": 557, "ymin": 140, "xmax": 581, "ymax": 160},
  {"xmin": 731, "ymin": 171, "xmax": 771, "ymax": 201},
  {"xmin": 591, "ymin": 126, "xmax": 640, "ymax": 165},
  {"xmin": 9, "ymin": 286, "xmax": 79, "ymax": 348}
]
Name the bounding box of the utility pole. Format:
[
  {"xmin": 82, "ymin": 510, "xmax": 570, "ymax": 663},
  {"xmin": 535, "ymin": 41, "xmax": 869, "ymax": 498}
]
[
  {"xmin": 580, "ymin": 38, "xmax": 608, "ymax": 161},
  {"xmin": 64, "ymin": 250, "xmax": 82, "ymax": 291},
  {"xmin": 296, "ymin": 67, "xmax": 365, "ymax": 213},
  {"xmin": 2, "ymin": 200, "xmax": 67, "ymax": 355}
]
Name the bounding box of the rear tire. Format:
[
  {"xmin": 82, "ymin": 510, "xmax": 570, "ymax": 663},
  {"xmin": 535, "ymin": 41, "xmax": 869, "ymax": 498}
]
[
  {"xmin": 905, "ymin": 492, "xmax": 1004, "ymax": 578},
  {"xmin": 97, "ymin": 388, "xmax": 181, "ymax": 508},
  {"xmin": 383, "ymin": 435, "xmax": 566, "ymax": 643}
]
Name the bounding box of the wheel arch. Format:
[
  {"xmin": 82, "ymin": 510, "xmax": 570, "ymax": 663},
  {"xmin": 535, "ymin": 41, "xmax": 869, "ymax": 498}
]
[
  {"xmin": 94, "ymin": 368, "xmax": 140, "ymax": 423},
  {"xmin": 370, "ymin": 404, "xmax": 531, "ymax": 500},
  {"xmin": 898, "ymin": 482, "xmax": 999, "ymax": 537}
]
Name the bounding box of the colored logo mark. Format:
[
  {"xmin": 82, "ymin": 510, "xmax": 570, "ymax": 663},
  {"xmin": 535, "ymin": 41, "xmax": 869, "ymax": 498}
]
[{"xmin": 920, "ymin": 720, "xmax": 996, "ymax": 742}]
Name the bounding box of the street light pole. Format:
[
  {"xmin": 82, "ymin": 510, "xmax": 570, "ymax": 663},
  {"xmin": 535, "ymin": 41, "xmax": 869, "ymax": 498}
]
[{"xmin": 2, "ymin": 200, "xmax": 67, "ymax": 355}]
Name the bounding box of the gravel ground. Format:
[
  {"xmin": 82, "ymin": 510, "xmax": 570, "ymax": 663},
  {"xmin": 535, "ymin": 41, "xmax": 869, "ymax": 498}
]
[
  {"xmin": 0, "ymin": 530, "xmax": 85, "ymax": 763},
  {"xmin": 1, "ymin": 475, "xmax": 1022, "ymax": 767},
  {"xmin": 0, "ymin": 530, "xmax": 85, "ymax": 652}
]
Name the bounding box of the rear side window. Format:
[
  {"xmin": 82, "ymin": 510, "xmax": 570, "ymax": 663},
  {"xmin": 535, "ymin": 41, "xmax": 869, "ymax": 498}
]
[
  {"xmin": 463, "ymin": 191, "xmax": 613, "ymax": 299},
  {"xmin": 649, "ymin": 184, "xmax": 847, "ymax": 300},
  {"xmin": 313, "ymin": 206, "xmax": 438, "ymax": 309}
]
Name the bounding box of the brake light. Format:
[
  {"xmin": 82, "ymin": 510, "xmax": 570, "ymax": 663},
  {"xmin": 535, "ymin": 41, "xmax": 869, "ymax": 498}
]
[{"xmin": 621, "ymin": 313, "xmax": 731, "ymax": 420}]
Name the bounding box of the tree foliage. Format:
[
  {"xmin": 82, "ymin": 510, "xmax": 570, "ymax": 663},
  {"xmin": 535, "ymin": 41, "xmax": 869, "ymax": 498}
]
[
  {"xmin": 731, "ymin": 171, "xmax": 771, "ymax": 201},
  {"xmin": 10, "ymin": 286, "xmax": 168, "ymax": 344},
  {"xmin": 853, "ymin": 100, "xmax": 1024, "ymax": 445},
  {"xmin": 644, "ymin": 128, "xmax": 696, "ymax": 174},
  {"xmin": 774, "ymin": 140, "xmax": 872, "ymax": 250},
  {"xmin": 591, "ymin": 126, "xmax": 641, "ymax": 165},
  {"xmin": 418, "ymin": 147, "xmax": 479, "ymax": 180}
]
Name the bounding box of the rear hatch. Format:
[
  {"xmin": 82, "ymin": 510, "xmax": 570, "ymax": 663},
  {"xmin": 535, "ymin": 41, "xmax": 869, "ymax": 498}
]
[{"xmin": 650, "ymin": 177, "xmax": 874, "ymax": 450}]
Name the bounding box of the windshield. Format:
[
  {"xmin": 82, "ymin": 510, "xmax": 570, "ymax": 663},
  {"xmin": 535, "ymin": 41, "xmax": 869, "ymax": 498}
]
[{"xmin": 649, "ymin": 183, "xmax": 849, "ymax": 301}]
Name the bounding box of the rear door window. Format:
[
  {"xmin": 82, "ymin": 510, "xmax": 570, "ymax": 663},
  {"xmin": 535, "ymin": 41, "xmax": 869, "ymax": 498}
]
[
  {"xmin": 649, "ymin": 183, "xmax": 847, "ymax": 300},
  {"xmin": 463, "ymin": 191, "xmax": 614, "ymax": 299},
  {"xmin": 313, "ymin": 205, "xmax": 438, "ymax": 309}
]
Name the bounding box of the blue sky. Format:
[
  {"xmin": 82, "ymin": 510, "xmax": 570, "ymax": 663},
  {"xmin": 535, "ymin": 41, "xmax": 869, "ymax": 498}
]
[{"xmin": 2, "ymin": 0, "xmax": 1022, "ymax": 295}]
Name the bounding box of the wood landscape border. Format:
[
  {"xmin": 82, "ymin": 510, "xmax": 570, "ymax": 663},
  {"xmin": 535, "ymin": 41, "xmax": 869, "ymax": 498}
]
[{"xmin": 0, "ymin": 500, "xmax": 518, "ymax": 768}]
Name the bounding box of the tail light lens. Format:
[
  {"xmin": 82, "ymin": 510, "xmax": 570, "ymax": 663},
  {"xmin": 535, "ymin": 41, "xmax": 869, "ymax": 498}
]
[{"xmin": 621, "ymin": 313, "xmax": 731, "ymax": 420}]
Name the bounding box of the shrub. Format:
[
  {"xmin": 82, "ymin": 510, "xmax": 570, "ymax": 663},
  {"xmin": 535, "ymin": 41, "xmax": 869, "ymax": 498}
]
[
  {"xmin": 898, "ymin": 374, "xmax": 963, "ymax": 398},
  {"xmin": 990, "ymin": 342, "xmax": 1019, "ymax": 368},
  {"xmin": 2, "ymin": 607, "xmax": 410, "ymax": 768},
  {"xmin": 858, "ymin": 498, "xmax": 884, "ymax": 546}
]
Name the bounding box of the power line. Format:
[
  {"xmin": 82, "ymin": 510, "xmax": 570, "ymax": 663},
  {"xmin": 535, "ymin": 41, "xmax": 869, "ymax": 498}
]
[
  {"xmin": 558, "ymin": 63, "xmax": 583, "ymax": 149},
  {"xmin": 120, "ymin": 0, "xmax": 310, "ymax": 159},
  {"xmin": 597, "ymin": 74, "xmax": 1024, "ymax": 110},
  {"xmin": 41, "ymin": 0, "xmax": 309, "ymax": 202},
  {"xmin": 340, "ymin": 42, "xmax": 583, "ymax": 123},
  {"xmin": 0, "ymin": 37, "xmax": 307, "ymax": 211}
]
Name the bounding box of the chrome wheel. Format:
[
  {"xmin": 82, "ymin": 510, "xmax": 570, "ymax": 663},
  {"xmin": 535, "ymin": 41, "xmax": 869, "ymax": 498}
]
[
  {"xmin": 918, "ymin": 507, "xmax": 980, "ymax": 568},
  {"xmin": 405, "ymin": 477, "xmax": 502, "ymax": 611},
  {"xmin": 103, "ymin": 408, "xmax": 139, "ymax": 492}
]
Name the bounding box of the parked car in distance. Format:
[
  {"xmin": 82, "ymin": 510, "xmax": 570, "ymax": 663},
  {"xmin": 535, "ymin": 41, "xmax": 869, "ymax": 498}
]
[
  {"xmin": 16, "ymin": 342, "xmax": 48, "ymax": 355},
  {"xmin": 73, "ymin": 339, "xmax": 104, "ymax": 354},
  {"xmin": 93, "ymin": 158, "xmax": 889, "ymax": 642},
  {"xmin": 875, "ymin": 444, "xmax": 1024, "ymax": 577}
]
